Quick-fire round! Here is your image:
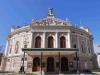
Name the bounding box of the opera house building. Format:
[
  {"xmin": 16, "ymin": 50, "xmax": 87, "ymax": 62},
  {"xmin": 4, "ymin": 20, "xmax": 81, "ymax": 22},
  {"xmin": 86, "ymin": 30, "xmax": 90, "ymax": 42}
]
[{"xmin": 0, "ymin": 9, "xmax": 97, "ymax": 73}]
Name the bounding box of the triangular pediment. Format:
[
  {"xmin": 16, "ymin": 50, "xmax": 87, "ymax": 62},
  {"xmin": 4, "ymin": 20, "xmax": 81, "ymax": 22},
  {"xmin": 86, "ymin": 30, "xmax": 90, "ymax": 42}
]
[{"xmin": 32, "ymin": 8, "xmax": 72, "ymax": 26}]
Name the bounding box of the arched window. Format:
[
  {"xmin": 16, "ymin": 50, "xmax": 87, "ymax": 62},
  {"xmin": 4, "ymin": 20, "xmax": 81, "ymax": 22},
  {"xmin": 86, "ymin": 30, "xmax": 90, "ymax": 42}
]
[
  {"xmin": 15, "ymin": 41, "xmax": 20, "ymax": 54},
  {"xmin": 35, "ymin": 36, "xmax": 41, "ymax": 48},
  {"xmin": 60, "ymin": 36, "xmax": 66, "ymax": 48},
  {"xmin": 48, "ymin": 36, "xmax": 54, "ymax": 48}
]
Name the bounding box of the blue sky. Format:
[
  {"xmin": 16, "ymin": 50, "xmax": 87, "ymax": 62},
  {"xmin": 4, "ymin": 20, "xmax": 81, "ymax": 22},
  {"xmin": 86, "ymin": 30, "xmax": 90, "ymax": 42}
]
[{"xmin": 0, "ymin": 0, "xmax": 100, "ymax": 53}]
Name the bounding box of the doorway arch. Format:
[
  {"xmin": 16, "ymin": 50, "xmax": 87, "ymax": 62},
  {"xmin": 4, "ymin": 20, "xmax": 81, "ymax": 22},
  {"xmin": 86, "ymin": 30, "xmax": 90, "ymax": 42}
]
[
  {"xmin": 47, "ymin": 57, "xmax": 54, "ymax": 72},
  {"xmin": 61, "ymin": 57, "xmax": 68, "ymax": 72},
  {"xmin": 32, "ymin": 57, "xmax": 40, "ymax": 71}
]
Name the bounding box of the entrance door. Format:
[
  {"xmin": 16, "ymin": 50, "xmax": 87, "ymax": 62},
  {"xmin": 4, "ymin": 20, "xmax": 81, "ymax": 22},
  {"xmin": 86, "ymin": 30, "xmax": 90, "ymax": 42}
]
[
  {"xmin": 61, "ymin": 57, "xmax": 68, "ymax": 72},
  {"xmin": 32, "ymin": 57, "xmax": 40, "ymax": 71},
  {"xmin": 47, "ymin": 57, "xmax": 54, "ymax": 72}
]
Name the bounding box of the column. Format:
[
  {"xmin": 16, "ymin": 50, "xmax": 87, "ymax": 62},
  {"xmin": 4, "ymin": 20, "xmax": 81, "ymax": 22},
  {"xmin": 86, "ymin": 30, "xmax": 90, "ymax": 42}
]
[
  {"xmin": 67, "ymin": 32, "xmax": 71, "ymax": 48},
  {"xmin": 76, "ymin": 35, "xmax": 81, "ymax": 72},
  {"xmin": 77, "ymin": 35, "xmax": 80, "ymax": 52},
  {"xmin": 41, "ymin": 52, "xmax": 43, "ymax": 74},
  {"xmin": 22, "ymin": 51, "xmax": 25, "ymax": 73},
  {"xmin": 76, "ymin": 52, "xmax": 79, "ymax": 74},
  {"xmin": 43, "ymin": 32, "xmax": 46, "ymax": 48},
  {"xmin": 55, "ymin": 32, "xmax": 58, "ymax": 48},
  {"xmin": 59, "ymin": 51, "xmax": 60, "ymax": 73}
]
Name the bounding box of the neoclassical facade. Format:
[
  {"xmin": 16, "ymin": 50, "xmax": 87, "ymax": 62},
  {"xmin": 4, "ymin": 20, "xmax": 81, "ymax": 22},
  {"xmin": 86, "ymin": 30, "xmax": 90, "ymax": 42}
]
[{"xmin": 1, "ymin": 8, "xmax": 97, "ymax": 73}]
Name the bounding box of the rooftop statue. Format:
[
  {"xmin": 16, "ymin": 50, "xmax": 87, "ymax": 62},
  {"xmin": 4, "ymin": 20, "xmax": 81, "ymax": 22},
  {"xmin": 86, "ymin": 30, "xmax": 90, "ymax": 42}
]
[{"xmin": 48, "ymin": 8, "xmax": 54, "ymax": 17}]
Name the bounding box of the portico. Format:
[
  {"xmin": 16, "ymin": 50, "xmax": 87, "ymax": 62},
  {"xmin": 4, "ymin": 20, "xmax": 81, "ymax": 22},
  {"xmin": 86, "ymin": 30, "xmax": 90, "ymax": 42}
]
[{"xmin": 22, "ymin": 48, "xmax": 78, "ymax": 73}]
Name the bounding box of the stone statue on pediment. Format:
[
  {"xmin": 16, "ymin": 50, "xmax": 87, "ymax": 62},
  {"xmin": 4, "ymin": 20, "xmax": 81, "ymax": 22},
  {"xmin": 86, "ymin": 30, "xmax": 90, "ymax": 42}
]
[{"xmin": 48, "ymin": 8, "xmax": 54, "ymax": 17}]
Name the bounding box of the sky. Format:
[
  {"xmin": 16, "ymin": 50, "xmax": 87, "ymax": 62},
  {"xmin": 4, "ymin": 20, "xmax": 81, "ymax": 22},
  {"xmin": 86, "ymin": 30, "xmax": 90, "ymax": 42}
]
[{"xmin": 0, "ymin": 0, "xmax": 100, "ymax": 53}]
